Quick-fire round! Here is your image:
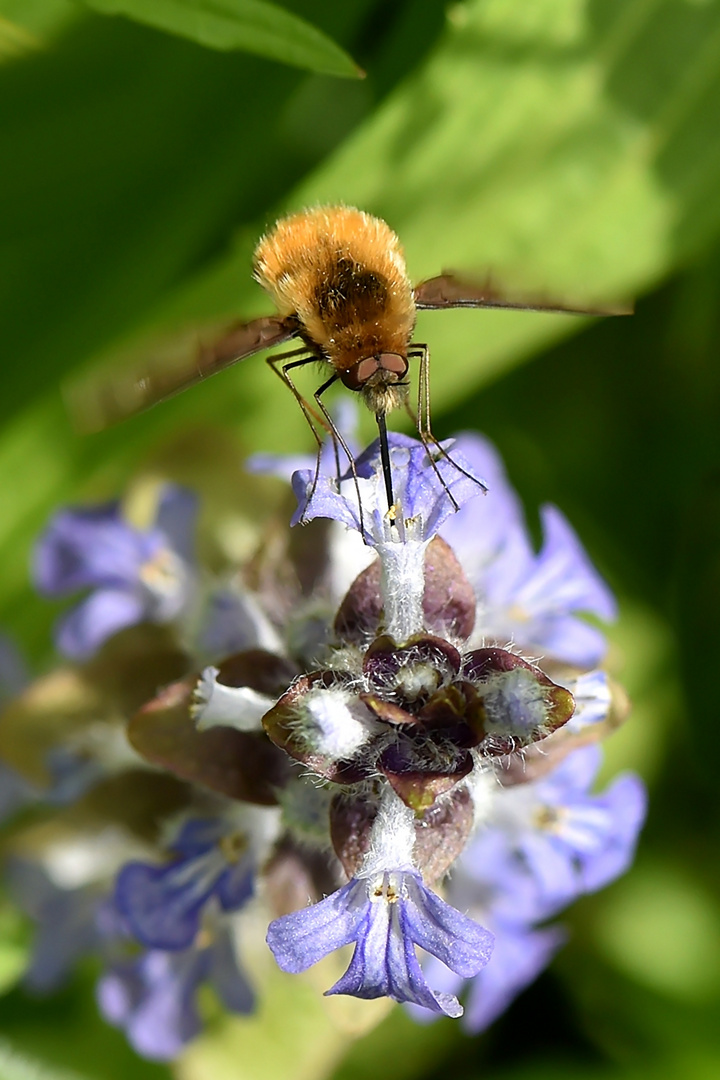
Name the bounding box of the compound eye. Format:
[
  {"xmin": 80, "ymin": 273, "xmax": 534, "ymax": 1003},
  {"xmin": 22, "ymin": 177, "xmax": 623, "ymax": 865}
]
[
  {"xmin": 377, "ymin": 353, "xmax": 408, "ymax": 378},
  {"xmin": 341, "ymin": 356, "xmax": 380, "ymax": 391}
]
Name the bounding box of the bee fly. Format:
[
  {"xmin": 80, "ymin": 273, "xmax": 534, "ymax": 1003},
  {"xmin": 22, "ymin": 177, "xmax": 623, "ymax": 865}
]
[{"xmin": 71, "ymin": 206, "xmax": 630, "ymax": 522}]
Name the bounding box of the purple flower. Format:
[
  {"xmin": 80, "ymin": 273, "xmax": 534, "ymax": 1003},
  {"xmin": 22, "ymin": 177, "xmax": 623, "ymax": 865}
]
[
  {"xmin": 97, "ymin": 924, "xmax": 254, "ymax": 1061},
  {"xmin": 439, "ymin": 433, "xmax": 525, "ymax": 576},
  {"xmin": 8, "ymin": 410, "xmax": 646, "ymax": 1046},
  {"xmin": 115, "ymin": 818, "xmax": 254, "ymax": 951},
  {"xmin": 440, "ymin": 434, "xmax": 616, "ymax": 666},
  {"xmin": 6, "ymin": 860, "xmax": 104, "ymax": 993},
  {"xmin": 194, "ymin": 586, "xmax": 283, "ymax": 661},
  {"xmin": 0, "ymin": 765, "xmax": 35, "ymax": 823},
  {"xmin": 290, "ymin": 433, "xmax": 487, "ymax": 546},
  {"xmin": 480, "ymin": 506, "xmax": 617, "ymax": 666},
  {"xmin": 462, "ymin": 746, "xmax": 647, "ymax": 921},
  {"xmin": 255, "ymin": 428, "xmax": 614, "ymax": 665},
  {"xmin": 408, "ymin": 921, "xmax": 566, "ymax": 1033},
  {"xmin": 463, "ymin": 921, "xmax": 566, "ymax": 1032},
  {"xmin": 267, "ymin": 869, "xmax": 494, "ymax": 1018},
  {"xmin": 33, "ymin": 485, "xmax": 197, "ymax": 659},
  {"xmin": 0, "ymin": 745, "xmax": 104, "ymax": 825},
  {"xmin": 400, "ymin": 744, "xmax": 645, "ymax": 1031},
  {"xmin": 565, "ymin": 669, "xmax": 612, "ymax": 732}
]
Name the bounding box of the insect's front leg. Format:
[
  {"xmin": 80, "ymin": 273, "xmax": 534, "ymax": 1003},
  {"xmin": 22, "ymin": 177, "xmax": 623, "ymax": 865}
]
[{"xmin": 266, "ymin": 351, "xmax": 328, "ymax": 445}]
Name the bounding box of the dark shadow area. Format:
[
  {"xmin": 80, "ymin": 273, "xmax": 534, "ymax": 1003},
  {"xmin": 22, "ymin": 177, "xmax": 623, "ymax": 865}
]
[{"xmin": 442, "ymin": 239, "xmax": 720, "ymax": 802}]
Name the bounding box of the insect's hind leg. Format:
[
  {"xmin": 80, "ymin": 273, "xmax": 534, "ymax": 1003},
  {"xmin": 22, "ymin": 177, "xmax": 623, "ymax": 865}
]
[
  {"xmin": 266, "ymin": 350, "xmax": 328, "ymax": 436},
  {"xmin": 409, "ymin": 343, "xmax": 487, "ymax": 507}
]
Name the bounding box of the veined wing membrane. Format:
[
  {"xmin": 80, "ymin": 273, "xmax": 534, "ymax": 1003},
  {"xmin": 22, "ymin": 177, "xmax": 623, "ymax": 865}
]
[
  {"xmin": 413, "ymin": 273, "xmax": 633, "ymax": 316},
  {"xmin": 67, "ymin": 314, "xmax": 298, "ymax": 433}
]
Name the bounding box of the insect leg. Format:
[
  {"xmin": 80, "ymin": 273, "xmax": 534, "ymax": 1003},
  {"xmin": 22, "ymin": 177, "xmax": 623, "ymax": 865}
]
[
  {"xmin": 313, "ymin": 373, "xmax": 367, "ymax": 539},
  {"xmin": 266, "ymin": 351, "xmax": 329, "ymax": 438},
  {"xmin": 412, "ymin": 343, "xmax": 487, "ymax": 507},
  {"xmin": 409, "ymin": 344, "xmax": 459, "ymax": 510},
  {"xmin": 266, "ymin": 352, "xmax": 335, "ymax": 526}
]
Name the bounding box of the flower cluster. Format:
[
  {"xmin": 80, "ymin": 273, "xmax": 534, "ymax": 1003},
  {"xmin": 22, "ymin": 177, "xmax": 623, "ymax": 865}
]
[
  {"xmin": 33, "ymin": 484, "xmax": 198, "ymax": 660},
  {"xmin": 0, "ymin": 425, "xmax": 645, "ymax": 1059}
]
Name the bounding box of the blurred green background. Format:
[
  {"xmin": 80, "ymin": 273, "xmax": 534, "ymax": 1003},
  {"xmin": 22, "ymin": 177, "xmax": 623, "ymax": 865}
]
[{"xmin": 1, "ymin": 0, "xmax": 720, "ymax": 1078}]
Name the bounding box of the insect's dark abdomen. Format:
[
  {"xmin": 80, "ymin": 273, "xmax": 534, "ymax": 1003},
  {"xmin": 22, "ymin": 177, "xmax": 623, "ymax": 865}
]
[{"xmin": 315, "ymin": 256, "xmax": 389, "ymax": 325}]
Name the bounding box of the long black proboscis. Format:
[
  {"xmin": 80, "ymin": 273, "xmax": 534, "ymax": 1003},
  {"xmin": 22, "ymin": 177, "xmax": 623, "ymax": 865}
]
[{"xmin": 376, "ymin": 412, "xmax": 395, "ymax": 512}]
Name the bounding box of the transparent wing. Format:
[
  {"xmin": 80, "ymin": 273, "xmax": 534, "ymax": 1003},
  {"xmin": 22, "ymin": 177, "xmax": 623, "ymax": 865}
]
[
  {"xmin": 413, "ymin": 273, "xmax": 633, "ymax": 316},
  {"xmin": 66, "ymin": 314, "xmax": 299, "ymax": 433}
]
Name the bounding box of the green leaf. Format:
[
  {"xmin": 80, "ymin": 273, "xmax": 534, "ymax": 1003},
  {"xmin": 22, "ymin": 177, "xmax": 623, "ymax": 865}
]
[
  {"xmin": 0, "ymin": 1038, "xmax": 87, "ymax": 1080},
  {"xmin": 0, "ymin": 17, "xmax": 40, "ymax": 57},
  {"xmin": 79, "ymin": 0, "xmax": 361, "ymax": 76},
  {"xmin": 0, "ymin": 1, "xmax": 78, "ymax": 56}
]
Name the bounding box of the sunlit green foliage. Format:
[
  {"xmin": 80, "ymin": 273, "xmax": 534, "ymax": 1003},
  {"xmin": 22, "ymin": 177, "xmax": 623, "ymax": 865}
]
[{"xmin": 80, "ymin": 0, "xmax": 361, "ymax": 76}]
